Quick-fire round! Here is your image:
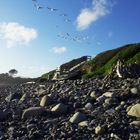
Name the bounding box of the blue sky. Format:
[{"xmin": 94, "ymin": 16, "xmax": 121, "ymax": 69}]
[{"xmin": 0, "ymin": 0, "xmax": 140, "ymax": 77}]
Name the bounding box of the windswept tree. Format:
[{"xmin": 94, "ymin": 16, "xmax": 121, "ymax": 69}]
[{"xmin": 8, "ymin": 69, "xmax": 18, "ymax": 77}]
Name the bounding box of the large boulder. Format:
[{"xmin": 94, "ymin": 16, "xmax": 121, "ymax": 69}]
[
  {"xmin": 40, "ymin": 95, "xmax": 53, "ymax": 107},
  {"xmin": 127, "ymin": 104, "xmax": 140, "ymax": 118},
  {"xmin": 69, "ymin": 112, "xmax": 86, "ymax": 124},
  {"xmin": 22, "ymin": 107, "xmax": 45, "ymax": 119}
]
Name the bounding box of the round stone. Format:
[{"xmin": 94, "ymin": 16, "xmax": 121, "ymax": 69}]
[{"xmin": 130, "ymin": 88, "xmax": 138, "ymax": 95}]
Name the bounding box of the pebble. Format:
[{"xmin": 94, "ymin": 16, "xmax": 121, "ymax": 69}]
[
  {"xmin": 51, "ymin": 103, "xmax": 67, "ymax": 115},
  {"xmin": 69, "ymin": 112, "xmax": 86, "ymax": 124},
  {"xmin": 40, "ymin": 95, "xmax": 53, "ymax": 107}
]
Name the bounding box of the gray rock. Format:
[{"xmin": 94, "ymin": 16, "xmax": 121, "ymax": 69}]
[
  {"xmin": 78, "ymin": 121, "xmax": 89, "ymax": 127},
  {"xmin": 22, "ymin": 107, "xmax": 45, "ymax": 119},
  {"xmin": 40, "ymin": 95, "xmax": 53, "ymax": 107},
  {"xmin": 51, "ymin": 103, "xmax": 67, "ymax": 114},
  {"xmin": 96, "ymin": 95, "xmax": 107, "ymax": 103},
  {"xmin": 102, "ymin": 92, "xmax": 114, "ymax": 98},
  {"xmin": 69, "ymin": 112, "xmax": 86, "ymax": 124},
  {"xmin": 130, "ymin": 121, "xmax": 140, "ymax": 127},
  {"xmin": 85, "ymin": 103, "xmax": 93, "ymax": 110},
  {"xmin": 130, "ymin": 87, "xmax": 139, "ymax": 95}
]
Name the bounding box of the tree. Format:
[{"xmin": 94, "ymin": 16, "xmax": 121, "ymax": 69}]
[{"xmin": 8, "ymin": 69, "xmax": 18, "ymax": 77}]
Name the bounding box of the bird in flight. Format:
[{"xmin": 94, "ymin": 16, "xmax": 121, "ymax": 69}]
[
  {"xmin": 60, "ymin": 13, "xmax": 68, "ymax": 17},
  {"xmin": 47, "ymin": 7, "xmax": 58, "ymax": 12},
  {"xmin": 34, "ymin": 3, "xmax": 44, "ymax": 10},
  {"xmin": 64, "ymin": 18, "xmax": 71, "ymax": 22}
]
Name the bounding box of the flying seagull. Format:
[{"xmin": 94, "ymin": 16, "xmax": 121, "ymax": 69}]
[
  {"xmin": 47, "ymin": 7, "xmax": 58, "ymax": 11},
  {"xmin": 60, "ymin": 13, "xmax": 68, "ymax": 17},
  {"xmin": 34, "ymin": 3, "xmax": 44, "ymax": 10},
  {"xmin": 64, "ymin": 18, "xmax": 71, "ymax": 22}
]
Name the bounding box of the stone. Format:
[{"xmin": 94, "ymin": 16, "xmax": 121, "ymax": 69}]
[
  {"xmin": 51, "ymin": 103, "xmax": 67, "ymax": 114},
  {"xmin": 36, "ymin": 88, "xmax": 46, "ymax": 96},
  {"xmin": 85, "ymin": 103, "xmax": 93, "ymax": 110},
  {"xmin": 130, "ymin": 121, "xmax": 140, "ymax": 127},
  {"xmin": 78, "ymin": 121, "xmax": 89, "ymax": 127},
  {"xmin": 96, "ymin": 96, "xmax": 107, "ymax": 103},
  {"xmin": 120, "ymin": 101, "xmax": 125, "ymax": 106},
  {"xmin": 130, "ymin": 87, "xmax": 139, "ymax": 95},
  {"xmin": 22, "ymin": 107, "xmax": 45, "ymax": 119},
  {"xmin": 102, "ymin": 92, "xmax": 114, "ymax": 98},
  {"xmin": 69, "ymin": 112, "xmax": 86, "ymax": 124},
  {"xmin": 40, "ymin": 95, "xmax": 52, "ymax": 107},
  {"xmin": 90, "ymin": 91, "xmax": 96, "ymax": 98},
  {"xmin": 18, "ymin": 94, "xmax": 27, "ymax": 104},
  {"xmin": 127, "ymin": 104, "xmax": 140, "ymax": 118},
  {"xmin": 126, "ymin": 106, "xmax": 132, "ymax": 112},
  {"xmin": 95, "ymin": 126, "xmax": 103, "ymax": 135}
]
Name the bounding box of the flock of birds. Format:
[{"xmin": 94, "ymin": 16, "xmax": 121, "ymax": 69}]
[{"xmin": 31, "ymin": 0, "xmax": 92, "ymax": 45}]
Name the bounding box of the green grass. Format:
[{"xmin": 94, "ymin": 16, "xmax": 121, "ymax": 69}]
[
  {"xmin": 82, "ymin": 43, "xmax": 140, "ymax": 79},
  {"xmin": 41, "ymin": 70, "xmax": 55, "ymax": 79}
]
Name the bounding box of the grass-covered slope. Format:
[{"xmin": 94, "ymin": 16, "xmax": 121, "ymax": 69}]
[
  {"xmin": 41, "ymin": 70, "xmax": 56, "ymax": 80},
  {"xmin": 82, "ymin": 43, "xmax": 140, "ymax": 78}
]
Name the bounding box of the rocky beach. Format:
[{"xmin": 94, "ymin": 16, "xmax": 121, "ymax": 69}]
[
  {"xmin": 0, "ymin": 76, "xmax": 140, "ymax": 140},
  {"xmin": 0, "ymin": 0, "xmax": 140, "ymax": 139}
]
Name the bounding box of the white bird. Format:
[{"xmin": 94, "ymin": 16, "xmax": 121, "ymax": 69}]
[
  {"xmin": 60, "ymin": 13, "xmax": 68, "ymax": 17},
  {"xmin": 64, "ymin": 18, "xmax": 71, "ymax": 22},
  {"xmin": 47, "ymin": 7, "xmax": 58, "ymax": 11},
  {"xmin": 34, "ymin": 3, "xmax": 44, "ymax": 10}
]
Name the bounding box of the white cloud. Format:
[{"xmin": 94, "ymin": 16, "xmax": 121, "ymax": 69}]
[
  {"xmin": 0, "ymin": 22, "xmax": 38, "ymax": 48},
  {"xmin": 51, "ymin": 47, "xmax": 67, "ymax": 54},
  {"xmin": 76, "ymin": 0, "xmax": 115, "ymax": 30}
]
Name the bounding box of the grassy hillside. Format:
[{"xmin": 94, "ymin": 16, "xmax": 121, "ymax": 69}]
[
  {"xmin": 41, "ymin": 70, "xmax": 56, "ymax": 80},
  {"xmin": 82, "ymin": 43, "xmax": 140, "ymax": 79}
]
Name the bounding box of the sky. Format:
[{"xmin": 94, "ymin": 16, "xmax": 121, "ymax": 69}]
[{"xmin": 0, "ymin": 0, "xmax": 140, "ymax": 78}]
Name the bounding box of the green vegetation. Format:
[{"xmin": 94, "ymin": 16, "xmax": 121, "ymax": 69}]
[
  {"xmin": 127, "ymin": 52, "xmax": 140, "ymax": 64},
  {"xmin": 41, "ymin": 70, "xmax": 56, "ymax": 80},
  {"xmin": 82, "ymin": 43, "xmax": 140, "ymax": 79}
]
